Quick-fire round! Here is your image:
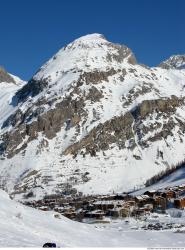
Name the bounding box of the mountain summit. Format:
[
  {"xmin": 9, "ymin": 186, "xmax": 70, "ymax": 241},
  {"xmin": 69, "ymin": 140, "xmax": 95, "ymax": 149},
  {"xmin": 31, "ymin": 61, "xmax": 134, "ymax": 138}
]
[
  {"xmin": 159, "ymin": 55, "xmax": 185, "ymax": 69},
  {"xmin": 16, "ymin": 33, "xmax": 136, "ymax": 103},
  {"xmin": 0, "ymin": 34, "xmax": 185, "ymax": 201}
]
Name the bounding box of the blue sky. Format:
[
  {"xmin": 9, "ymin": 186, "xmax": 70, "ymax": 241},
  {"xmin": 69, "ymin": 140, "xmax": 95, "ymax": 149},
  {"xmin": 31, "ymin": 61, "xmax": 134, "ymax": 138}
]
[{"xmin": 0, "ymin": 0, "xmax": 184, "ymax": 80}]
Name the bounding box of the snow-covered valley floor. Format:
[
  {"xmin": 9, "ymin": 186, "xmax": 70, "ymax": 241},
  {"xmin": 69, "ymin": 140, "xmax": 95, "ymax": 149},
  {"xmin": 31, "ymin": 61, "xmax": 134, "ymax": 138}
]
[{"xmin": 1, "ymin": 190, "xmax": 185, "ymax": 247}]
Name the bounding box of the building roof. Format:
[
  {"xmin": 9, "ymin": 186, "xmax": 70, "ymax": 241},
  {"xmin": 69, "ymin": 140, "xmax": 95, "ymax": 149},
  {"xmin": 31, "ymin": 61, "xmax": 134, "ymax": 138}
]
[
  {"xmin": 145, "ymin": 190, "xmax": 156, "ymax": 193},
  {"xmin": 93, "ymin": 200, "xmax": 125, "ymax": 205},
  {"xmin": 136, "ymin": 195, "xmax": 150, "ymax": 201},
  {"xmin": 86, "ymin": 210, "xmax": 105, "ymax": 215}
]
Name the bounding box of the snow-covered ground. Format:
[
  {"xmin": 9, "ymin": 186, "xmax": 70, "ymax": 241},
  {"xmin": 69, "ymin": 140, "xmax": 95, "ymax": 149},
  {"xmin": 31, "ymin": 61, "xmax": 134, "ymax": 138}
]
[
  {"xmin": 1, "ymin": 189, "xmax": 185, "ymax": 247},
  {"xmin": 133, "ymin": 166, "xmax": 185, "ymax": 196}
]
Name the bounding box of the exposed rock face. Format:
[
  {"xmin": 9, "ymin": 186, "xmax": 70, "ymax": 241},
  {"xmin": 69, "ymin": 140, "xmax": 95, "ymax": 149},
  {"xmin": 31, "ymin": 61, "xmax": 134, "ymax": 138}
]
[
  {"xmin": 0, "ymin": 67, "xmax": 15, "ymax": 83},
  {"xmin": 15, "ymin": 78, "xmax": 49, "ymax": 103},
  {"xmin": 2, "ymin": 94, "xmax": 183, "ymax": 160},
  {"xmin": 64, "ymin": 112, "xmax": 135, "ymax": 156},
  {"xmin": 159, "ymin": 55, "xmax": 185, "ymax": 69},
  {"xmin": 0, "ymin": 33, "xmax": 185, "ymax": 201},
  {"xmin": 106, "ymin": 43, "xmax": 137, "ymax": 64},
  {"xmin": 85, "ymin": 86, "xmax": 104, "ymax": 102},
  {"xmin": 130, "ymin": 96, "xmax": 185, "ymax": 148},
  {"xmin": 63, "ymin": 96, "xmax": 185, "ymax": 157},
  {"xmin": 79, "ymin": 68, "xmax": 117, "ymax": 84},
  {"xmin": 1, "ymin": 95, "xmax": 85, "ymax": 158},
  {"xmin": 133, "ymin": 96, "xmax": 184, "ymax": 119}
]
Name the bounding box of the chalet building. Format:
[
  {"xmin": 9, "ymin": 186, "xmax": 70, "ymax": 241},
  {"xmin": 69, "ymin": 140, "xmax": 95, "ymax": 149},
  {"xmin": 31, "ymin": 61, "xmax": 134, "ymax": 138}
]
[
  {"xmin": 86, "ymin": 204, "xmax": 95, "ymax": 211},
  {"xmin": 85, "ymin": 210, "xmax": 105, "ymax": 219},
  {"xmin": 93, "ymin": 200, "xmax": 125, "ymax": 211},
  {"xmin": 165, "ymin": 187, "xmax": 181, "ymax": 197},
  {"xmin": 39, "ymin": 206, "xmax": 50, "ymax": 211},
  {"xmin": 133, "ymin": 208, "xmax": 146, "ymax": 217},
  {"xmin": 107, "ymin": 208, "xmax": 120, "ymax": 217},
  {"xmin": 135, "ymin": 195, "xmax": 148, "ymax": 202},
  {"xmin": 93, "ymin": 201, "xmax": 112, "ymax": 211},
  {"xmin": 54, "ymin": 207, "xmax": 64, "ymax": 213},
  {"xmin": 119, "ymin": 207, "xmax": 131, "ymax": 217},
  {"xmin": 71, "ymin": 201, "xmax": 84, "ymax": 209},
  {"xmin": 144, "ymin": 190, "xmax": 156, "ymax": 198},
  {"xmin": 113, "ymin": 193, "xmax": 130, "ymax": 200},
  {"xmin": 107, "ymin": 207, "xmax": 130, "ymax": 218},
  {"xmin": 135, "ymin": 195, "xmax": 151, "ymax": 207},
  {"xmin": 174, "ymin": 197, "xmax": 185, "ymax": 209},
  {"xmin": 63, "ymin": 211, "xmax": 77, "ymax": 219},
  {"xmin": 161, "ymin": 190, "xmax": 176, "ymax": 199},
  {"xmin": 145, "ymin": 190, "xmax": 162, "ymax": 197},
  {"xmin": 126, "ymin": 200, "xmax": 136, "ymax": 207},
  {"xmin": 155, "ymin": 191, "xmax": 163, "ymax": 196},
  {"xmin": 154, "ymin": 196, "xmax": 167, "ymax": 211},
  {"xmin": 82, "ymin": 200, "xmax": 90, "ymax": 208},
  {"xmin": 121, "ymin": 207, "xmax": 130, "ymax": 217},
  {"xmin": 143, "ymin": 203, "xmax": 153, "ymax": 212}
]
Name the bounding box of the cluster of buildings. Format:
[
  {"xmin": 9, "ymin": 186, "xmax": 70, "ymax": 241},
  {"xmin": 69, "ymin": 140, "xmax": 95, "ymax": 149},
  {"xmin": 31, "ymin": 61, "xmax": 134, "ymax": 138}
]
[
  {"xmin": 134, "ymin": 184, "xmax": 185, "ymax": 215},
  {"xmin": 24, "ymin": 184, "xmax": 185, "ymax": 222}
]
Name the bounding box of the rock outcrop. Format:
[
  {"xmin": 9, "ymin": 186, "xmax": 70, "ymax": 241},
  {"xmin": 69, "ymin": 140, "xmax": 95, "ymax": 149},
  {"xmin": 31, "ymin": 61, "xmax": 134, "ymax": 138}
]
[
  {"xmin": 0, "ymin": 67, "xmax": 15, "ymax": 84},
  {"xmin": 159, "ymin": 55, "xmax": 185, "ymax": 69}
]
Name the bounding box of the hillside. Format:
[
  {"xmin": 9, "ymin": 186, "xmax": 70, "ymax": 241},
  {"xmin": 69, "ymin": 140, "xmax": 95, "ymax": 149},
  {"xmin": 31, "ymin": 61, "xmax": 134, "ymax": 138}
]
[{"xmin": 133, "ymin": 165, "xmax": 185, "ymax": 196}]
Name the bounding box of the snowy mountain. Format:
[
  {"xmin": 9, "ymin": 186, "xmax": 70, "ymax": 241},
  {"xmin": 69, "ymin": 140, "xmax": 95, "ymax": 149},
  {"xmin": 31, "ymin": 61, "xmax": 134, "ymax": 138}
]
[
  {"xmin": 0, "ymin": 33, "xmax": 185, "ymax": 201},
  {"xmin": 159, "ymin": 55, "xmax": 185, "ymax": 69}
]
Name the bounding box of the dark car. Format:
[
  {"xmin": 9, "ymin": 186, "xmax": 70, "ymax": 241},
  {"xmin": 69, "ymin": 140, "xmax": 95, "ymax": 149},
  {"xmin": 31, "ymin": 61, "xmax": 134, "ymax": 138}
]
[{"xmin": 43, "ymin": 243, "xmax": 57, "ymax": 248}]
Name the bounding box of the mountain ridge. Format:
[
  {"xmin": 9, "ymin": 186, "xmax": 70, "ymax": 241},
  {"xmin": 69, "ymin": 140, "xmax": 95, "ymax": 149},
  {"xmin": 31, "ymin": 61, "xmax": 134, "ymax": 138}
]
[{"xmin": 159, "ymin": 55, "xmax": 185, "ymax": 69}]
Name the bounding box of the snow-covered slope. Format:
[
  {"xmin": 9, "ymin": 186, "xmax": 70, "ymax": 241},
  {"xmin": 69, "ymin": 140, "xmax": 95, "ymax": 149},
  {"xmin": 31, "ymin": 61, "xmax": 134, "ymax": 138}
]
[
  {"xmin": 0, "ymin": 34, "xmax": 185, "ymax": 201},
  {"xmin": 0, "ymin": 72, "xmax": 24, "ymax": 129},
  {"xmin": 133, "ymin": 166, "xmax": 185, "ymax": 196},
  {"xmin": 1, "ymin": 189, "xmax": 185, "ymax": 247},
  {"xmin": 0, "ymin": 189, "xmax": 117, "ymax": 247}
]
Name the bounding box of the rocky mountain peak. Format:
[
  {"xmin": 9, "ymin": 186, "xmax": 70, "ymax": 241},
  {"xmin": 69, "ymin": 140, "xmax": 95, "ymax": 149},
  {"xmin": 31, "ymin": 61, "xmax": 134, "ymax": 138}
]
[
  {"xmin": 35, "ymin": 33, "xmax": 136, "ymax": 78},
  {"xmin": 0, "ymin": 67, "xmax": 16, "ymax": 84},
  {"xmin": 15, "ymin": 33, "xmax": 136, "ymax": 103},
  {"xmin": 159, "ymin": 55, "xmax": 185, "ymax": 69}
]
